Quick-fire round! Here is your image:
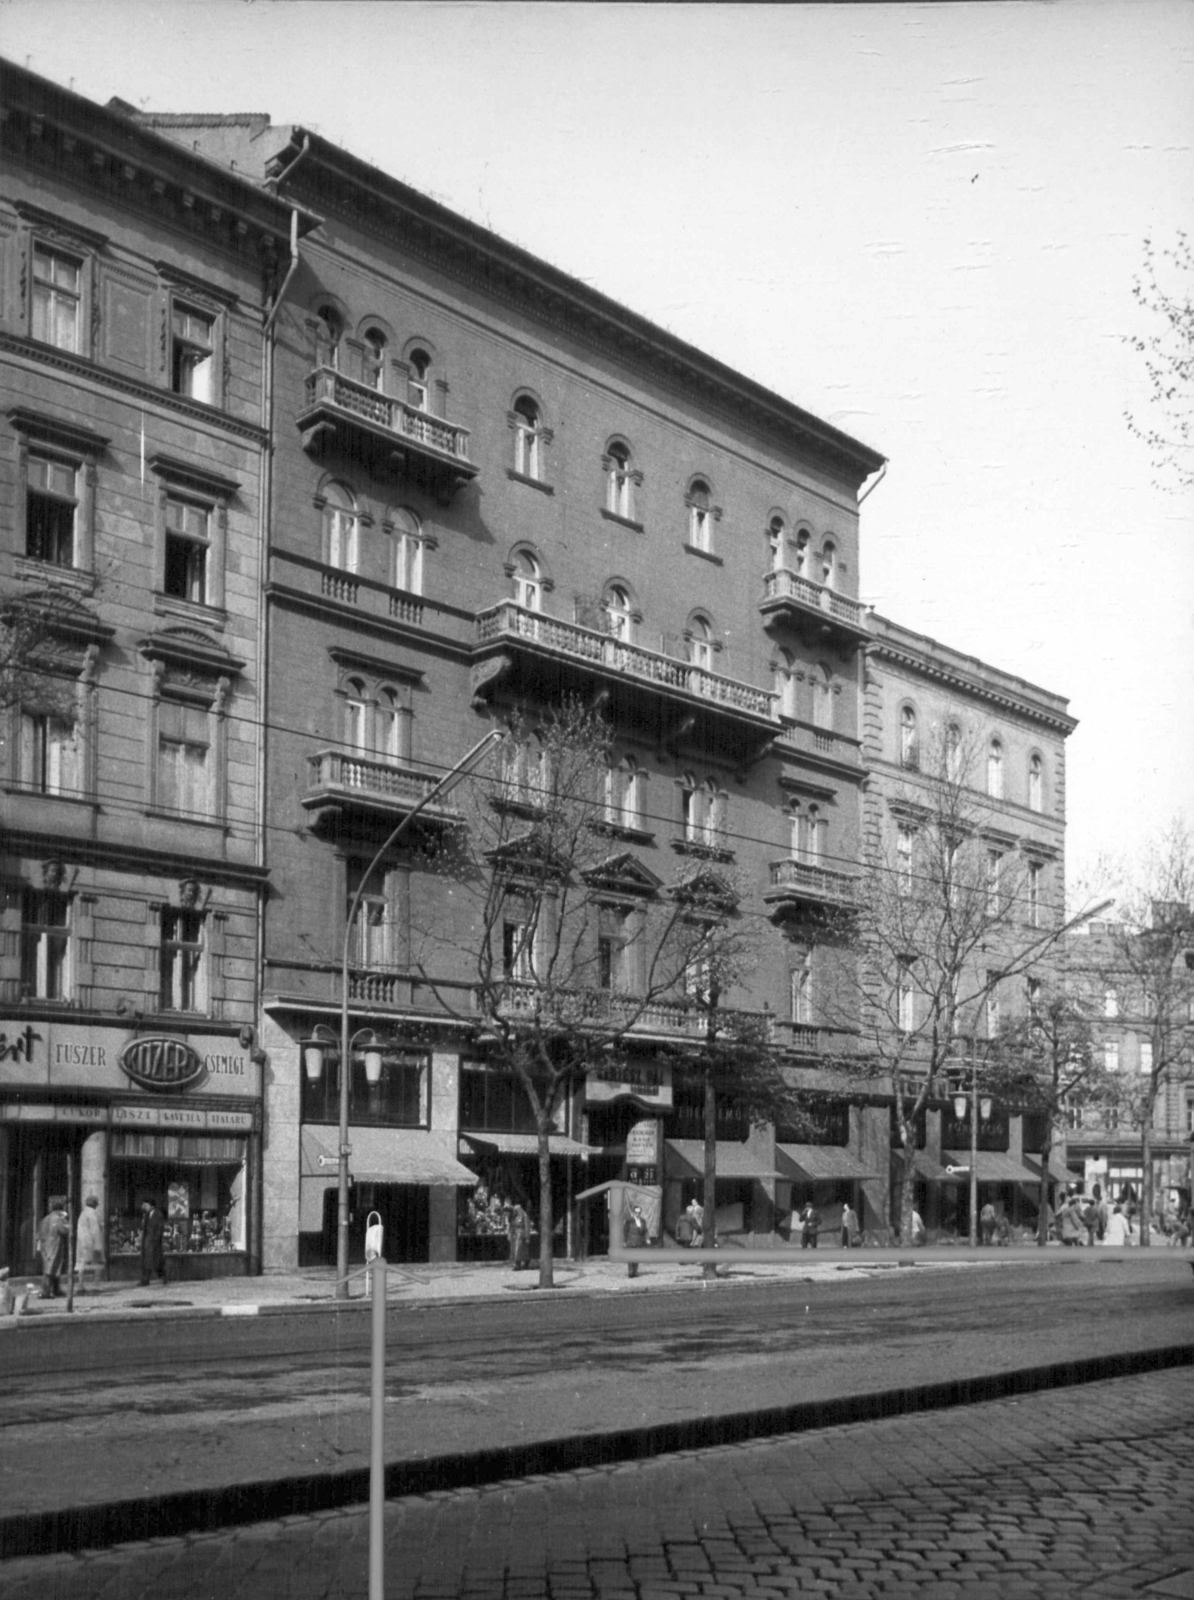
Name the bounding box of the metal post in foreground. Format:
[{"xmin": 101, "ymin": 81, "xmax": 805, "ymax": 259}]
[{"xmin": 369, "ymin": 1254, "xmax": 386, "ymax": 1600}]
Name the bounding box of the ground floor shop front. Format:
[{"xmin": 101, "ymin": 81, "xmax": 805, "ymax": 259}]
[{"xmin": 0, "ymin": 1020, "xmax": 262, "ymax": 1279}]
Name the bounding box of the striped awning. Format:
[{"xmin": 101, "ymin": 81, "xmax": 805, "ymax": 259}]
[
  {"xmin": 301, "ymin": 1127, "xmax": 478, "ymax": 1186},
  {"xmin": 776, "ymin": 1144, "xmax": 879, "ymax": 1182},
  {"xmin": 664, "ymin": 1140, "xmax": 784, "ymax": 1181}
]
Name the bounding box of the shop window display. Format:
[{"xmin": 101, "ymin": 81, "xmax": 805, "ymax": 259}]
[{"xmin": 107, "ymin": 1132, "xmax": 246, "ymax": 1256}]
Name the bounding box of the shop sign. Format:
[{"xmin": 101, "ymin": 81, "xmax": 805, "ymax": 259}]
[
  {"xmin": 112, "ymin": 1103, "xmax": 254, "ymax": 1133},
  {"xmin": 119, "ymin": 1036, "xmax": 205, "ymax": 1093},
  {"xmin": 0, "ymin": 1102, "xmax": 107, "ymax": 1124},
  {"xmin": 586, "ymin": 1061, "xmax": 673, "ymax": 1108},
  {"xmin": 626, "ymin": 1118, "xmax": 660, "ymax": 1166}
]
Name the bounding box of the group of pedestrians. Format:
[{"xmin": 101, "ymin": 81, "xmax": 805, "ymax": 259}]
[
  {"xmin": 1052, "ymin": 1183, "xmax": 1192, "ymax": 1248},
  {"xmin": 32, "ymin": 1196, "xmax": 167, "ymax": 1298}
]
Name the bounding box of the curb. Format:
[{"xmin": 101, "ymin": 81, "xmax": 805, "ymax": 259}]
[{"xmin": 2, "ymin": 1342, "xmax": 1190, "ymax": 1561}]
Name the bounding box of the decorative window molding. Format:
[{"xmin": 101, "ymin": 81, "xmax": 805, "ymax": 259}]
[{"xmin": 9, "ymin": 408, "xmax": 108, "ymax": 578}]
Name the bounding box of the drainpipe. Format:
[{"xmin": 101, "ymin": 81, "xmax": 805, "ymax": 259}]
[{"xmin": 263, "ymin": 133, "xmax": 311, "ymax": 332}]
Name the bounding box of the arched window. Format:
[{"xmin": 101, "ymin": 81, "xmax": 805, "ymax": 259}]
[
  {"xmin": 621, "ymin": 758, "xmax": 644, "ymax": 830},
  {"xmin": 820, "ymin": 540, "xmax": 837, "ymax": 590},
  {"xmin": 375, "ymin": 687, "xmax": 411, "ymax": 762},
  {"xmin": 687, "ymin": 479, "xmax": 713, "ymax": 552},
  {"xmin": 391, "ymin": 507, "xmax": 423, "ymax": 595},
  {"xmin": 681, "ymin": 772, "xmax": 700, "ymax": 842},
  {"xmin": 945, "ymin": 722, "xmax": 963, "ymax": 784},
  {"xmin": 603, "ymin": 584, "xmax": 633, "ymax": 642},
  {"xmin": 793, "ymin": 806, "xmax": 825, "ymax": 863},
  {"xmin": 363, "ymin": 328, "xmax": 387, "ymax": 391},
  {"xmin": 323, "ymin": 482, "xmax": 358, "ymax": 572},
  {"xmin": 811, "ymin": 664, "xmax": 833, "ymax": 730},
  {"xmin": 767, "ymin": 515, "xmax": 786, "ymax": 572},
  {"xmin": 688, "ymin": 615, "xmax": 714, "ymax": 673},
  {"xmin": 703, "ymin": 779, "xmax": 724, "ymax": 846},
  {"xmin": 900, "ymin": 705, "xmax": 919, "ymax": 769},
  {"xmin": 1028, "ymin": 754, "xmax": 1044, "ymax": 813},
  {"xmin": 316, "ymin": 305, "xmax": 342, "ymax": 369},
  {"xmin": 344, "ymin": 677, "xmax": 369, "ymax": 752},
  {"xmin": 512, "ymin": 396, "xmax": 542, "ymax": 479},
  {"xmin": 512, "ymin": 550, "xmax": 542, "ymax": 612},
  {"xmin": 605, "ymin": 442, "xmax": 634, "ymax": 520},
  {"xmin": 987, "ymin": 739, "xmax": 1004, "ymax": 799},
  {"xmin": 407, "ymin": 348, "xmax": 431, "ymax": 412},
  {"xmin": 774, "ymin": 649, "xmax": 798, "ymax": 721},
  {"xmin": 793, "ymin": 529, "xmax": 810, "ymax": 576}
]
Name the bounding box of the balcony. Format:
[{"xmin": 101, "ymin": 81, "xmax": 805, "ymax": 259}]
[
  {"xmin": 759, "ymin": 569, "xmax": 871, "ymax": 647},
  {"xmin": 494, "ymin": 982, "xmax": 768, "ymax": 1042},
  {"xmin": 764, "ymin": 857, "xmax": 857, "ymax": 919},
  {"xmin": 296, "ymin": 367, "xmax": 478, "ymax": 501},
  {"xmin": 301, "ymin": 749, "xmax": 461, "ymax": 829},
  {"xmin": 473, "ymin": 602, "xmax": 776, "ymax": 746}
]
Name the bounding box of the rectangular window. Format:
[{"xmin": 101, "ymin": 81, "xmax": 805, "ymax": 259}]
[
  {"xmin": 346, "ymin": 861, "xmax": 395, "ymax": 969},
  {"xmin": 1104, "ymin": 989, "xmax": 1119, "ymax": 1019},
  {"xmin": 986, "ymin": 972, "xmax": 1001, "ymax": 1037},
  {"xmin": 459, "ymin": 1061, "xmax": 540, "ymax": 1135},
  {"xmin": 19, "ymin": 710, "xmax": 80, "ymax": 795},
  {"xmin": 20, "ymin": 888, "xmax": 70, "ymax": 1000},
  {"xmin": 159, "ymin": 909, "xmax": 206, "ymax": 1012},
  {"xmin": 1028, "ymin": 862, "xmax": 1042, "ymax": 928},
  {"xmin": 986, "ymin": 851, "xmax": 1002, "ymax": 916},
  {"xmin": 303, "ymin": 1047, "xmax": 429, "ymax": 1128},
  {"xmin": 26, "ymin": 453, "xmax": 78, "ymax": 566},
  {"xmin": 897, "ymin": 825, "xmax": 914, "ymax": 889},
  {"xmin": 1104, "ymin": 1040, "xmax": 1120, "ymax": 1073},
  {"xmin": 157, "ymin": 700, "xmax": 211, "ymax": 815},
  {"xmin": 163, "ymin": 496, "xmax": 210, "ymax": 604},
  {"xmin": 32, "ymin": 244, "xmax": 81, "ymax": 352},
  {"xmin": 171, "ymin": 305, "xmax": 215, "ymax": 402},
  {"xmin": 897, "ymin": 960, "xmax": 916, "ymax": 1032},
  {"xmin": 791, "ymin": 957, "xmax": 812, "ymax": 1024},
  {"xmin": 1139, "ymin": 1040, "xmax": 1153, "ymax": 1076},
  {"xmin": 503, "ymin": 920, "xmax": 534, "ymax": 982},
  {"xmin": 394, "ymin": 533, "xmax": 423, "ymax": 595}
]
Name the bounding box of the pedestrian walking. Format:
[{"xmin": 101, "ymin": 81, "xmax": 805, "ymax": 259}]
[
  {"xmin": 1103, "ymin": 1203, "xmax": 1131, "ymax": 1247},
  {"xmin": 75, "ymin": 1195, "xmax": 105, "ymax": 1292},
  {"xmin": 995, "ymin": 1211, "xmax": 1011, "ymax": 1246},
  {"xmin": 624, "ymin": 1202, "xmax": 649, "ymax": 1278},
  {"xmin": 139, "ymin": 1199, "xmax": 167, "ymax": 1286},
  {"xmin": 685, "ymin": 1197, "xmax": 704, "ymax": 1248},
  {"xmin": 507, "ymin": 1202, "xmax": 531, "ymax": 1271},
  {"xmin": 36, "ymin": 1196, "xmax": 69, "ymax": 1299},
  {"xmin": 799, "ymin": 1202, "xmax": 820, "ymax": 1249},
  {"xmin": 979, "ymin": 1202, "xmax": 997, "ymax": 1246},
  {"xmin": 841, "ymin": 1203, "xmax": 860, "ymax": 1248},
  {"xmin": 910, "ymin": 1208, "xmax": 926, "ymax": 1246}
]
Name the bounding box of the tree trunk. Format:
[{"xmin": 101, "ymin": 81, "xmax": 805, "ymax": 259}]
[
  {"xmin": 1037, "ymin": 1125, "xmax": 1052, "ymax": 1247},
  {"xmin": 537, "ymin": 1121, "xmax": 554, "ymax": 1288},
  {"xmin": 1139, "ymin": 1110, "xmax": 1153, "ymax": 1249},
  {"xmin": 702, "ymin": 1063, "xmax": 717, "ymax": 1281}
]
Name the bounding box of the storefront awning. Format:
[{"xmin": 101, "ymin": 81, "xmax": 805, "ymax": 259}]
[
  {"xmin": 906, "ymin": 1151, "xmax": 958, "ymax": 1183},
  {"xmin": 665, "ymin": 1139, "xmax": 784, "ymax": 1181},
  {"xmin": 458, "ymin": 1131, "xmax": 600, "ymax": 1158},
  {"xmin": 943, "ymin": 1150, "xmax": 1039, "ymax": 1184},
  {"xmin": 1023, "ymin": 1150, "xmax": 1072, "ymax": 1184},
  {"xmin": 301, "ymin": 1127, "xmax": 478, "ymax": 1186},
  {"xmin": 776, "ymin": 1144, "xmax": 879, "ymax": 1182}
]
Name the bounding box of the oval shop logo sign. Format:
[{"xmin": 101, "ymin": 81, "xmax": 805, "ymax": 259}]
[{"xmin": 119, "ymin": 1036, "xmax": 205, "ymax": 1093}]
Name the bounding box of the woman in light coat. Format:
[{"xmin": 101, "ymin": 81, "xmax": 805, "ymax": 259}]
[{"xmin": 1102, "ymin": 1204, "xmax": 1131, "ymax": 1246}]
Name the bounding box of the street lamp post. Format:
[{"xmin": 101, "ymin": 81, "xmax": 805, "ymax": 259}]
[
  {"xmin": 954, "ymin": 1064, "xmax": 993, "ymax": 1248},
  {"xmin": 306, "ymin": 729, "xmax": 501, "ymax": 1300}
]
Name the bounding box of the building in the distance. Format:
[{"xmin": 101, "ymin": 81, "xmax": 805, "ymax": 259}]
[
  {"xmin": 0, "ymin": 62, "xmax": 307, "ymax": 1277},
  {"xmin": 859, "ymin": 613, "xmax": 1077, "ymax": 1239}
]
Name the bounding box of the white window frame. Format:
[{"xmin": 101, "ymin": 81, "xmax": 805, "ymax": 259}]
[
  {"xmin": 987, "ymin": 740, "xmax": 1004, "ymax": 800},
  {"xmin": 163, "ymin": 492, "xmax": 212, "ymax": 607},
  {"xmin": 31, "ymin": 242, "xmax": 83, "ymax": 353},
  {"xmin": 1028, "ymin": 754, "xmax": 1044, "ymax": 813},
  {"xmin": 159, "ymin": 907, "xmax": 208, "ymax": 1013},
  {"xmin": 170, "ymin": 302, "xmax": 216, "ymax": 404},
  {"xmin": 20, "ymin": 886, "xmax": 72, "ymax": 1001}
]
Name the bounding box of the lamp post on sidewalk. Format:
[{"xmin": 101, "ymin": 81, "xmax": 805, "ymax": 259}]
[{"xmin": 303, "ymin": 729, "xmax": 501, "ymax": 1300}]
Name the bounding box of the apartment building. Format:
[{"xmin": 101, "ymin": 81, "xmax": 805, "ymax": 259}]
[{"xmin": 0, "ymin": 62, "xmax": 305, "ymax": 1276}]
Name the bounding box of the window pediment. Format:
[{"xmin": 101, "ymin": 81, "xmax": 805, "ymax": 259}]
[
  {"xmin": 8, "ymin": 407, "xmax": 110, "ymax": 456},
  {"xmin": 669, "ymin": 868, "xmax": 738, "ymax": 914},
  {"xmin": 148, "ymin": 454, "xmax": 240, "ymax": 500},
  {"xmin": 328, "ymin": 645, "xmax": 424, "ymax": 684},
  {"xmin": 582, "ymin": 853, "xmax": 663, "ymax": 898},
  {"xmin": 139, "ymin": 625, "xmax": 245, "ymax": 678}
]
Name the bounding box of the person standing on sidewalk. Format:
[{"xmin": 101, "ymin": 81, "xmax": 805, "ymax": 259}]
[
  {"xmin": 624, "ymin": 1203, "xmax": 649, "ymax": 1278},
  {"xmin": 37, "ymin": 1196, "xmax": 69, "ymax": 1299},
  {"xmin": 841, "ymin": 1203, "xmax": 860, "ymax": 1248},
  {"xmin": 507, "ymin": 1201, "xmax": 530, "ymax": 1271},
  {"xmin": 139, "ymin": 1200, "xmax": 167, "ymax": 1286},
  {"xmin": 75, "ymin": 1196, "xmax": 105, "ymax": 1293},
  {"xmin": 799, "ymin": 1203, "xmax": 820, "ymax": 1249}
]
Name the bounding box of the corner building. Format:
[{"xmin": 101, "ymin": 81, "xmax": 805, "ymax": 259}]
[
  {"xmin": 135, "ymin": 113, "xmax": 886, "ymax": 1269},
  {"xmin": 0, "ymin": 66, "xmax": 304, "ymax": 1276}
]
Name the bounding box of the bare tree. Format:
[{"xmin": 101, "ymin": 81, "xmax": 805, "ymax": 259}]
[
  {"xmin": 1083, "ymin": 821, "xmax": 1194, "ymax": 1243},
  {"xmin": 988, "ymin": 975, "xmax": 1105, "ymax": 1244},
  {"xmin": 417, "ymin": 701, "xmax": 793, "ymax": 1288},
  {"xmin": 0, "ymin": 583, "xmax": 98, "ymax": 715},
  {"xmin": 851, "ymin": 731, "xmax": 1105, "ymax": 1245},
  {"xmin": 1126, "ymin": 231, "xmax": 1194, "ymax": 489}
]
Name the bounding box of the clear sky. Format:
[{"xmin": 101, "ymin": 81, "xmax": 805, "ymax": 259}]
[{"xmin": 3, "ymin": 0, "xmax": 1192, "ymax": 894}]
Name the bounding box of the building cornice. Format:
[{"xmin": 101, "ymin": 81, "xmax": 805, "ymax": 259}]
[
  {"xmin": 869, "ymin": 629, "xmax": 1077, "ymax": 735},
  {"xmin": 273, "ymin": 131, "xmax": 886, "ymax": 490}
]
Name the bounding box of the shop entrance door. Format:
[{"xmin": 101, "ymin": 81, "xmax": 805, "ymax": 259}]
[
  {"xmin": 0, "ymin": 1125, "xmax": 79, "ymax": 1275},
  {"xmin": 320, "ymin": 1182, "xmax": 429, "ymax": 1265}
]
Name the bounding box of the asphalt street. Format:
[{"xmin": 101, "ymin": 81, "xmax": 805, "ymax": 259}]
[{"xmin": 2, "ymin": 1363, "xmax": 1191, "ymax": 1599}]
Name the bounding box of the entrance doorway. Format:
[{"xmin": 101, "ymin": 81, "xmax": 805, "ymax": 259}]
[{"xmin": 319, "ymin": 1182, "xmax": 429, "ymax": 1265}]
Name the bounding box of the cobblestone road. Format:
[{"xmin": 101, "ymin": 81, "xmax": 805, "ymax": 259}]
[{"xmin": 5, "ymin": 1367, "xmax": 1193, "ymax": 1600}]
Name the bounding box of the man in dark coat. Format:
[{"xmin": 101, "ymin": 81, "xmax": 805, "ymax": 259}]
[
  {"xmin": 799, "ymin": 1203, "xmax": 820, "ymax": 1249},
  {"xmin": 37, "ymin": 1196, "xmax": 70, "ymax": 1298},
  {"xmin": 139, "ymin": 1200, "xmax": 167, "ymax": 1287}
]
